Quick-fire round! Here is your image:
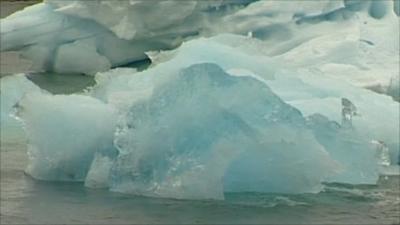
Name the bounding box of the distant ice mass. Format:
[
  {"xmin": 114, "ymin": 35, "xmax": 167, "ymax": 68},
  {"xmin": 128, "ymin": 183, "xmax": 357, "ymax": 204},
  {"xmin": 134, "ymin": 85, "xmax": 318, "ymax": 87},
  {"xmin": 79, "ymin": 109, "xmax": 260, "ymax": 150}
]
[
  {"xmin": 1, "ymin": 0, "xmax": 398, "ymax": 96},
  {"xmin": 1, "ymin": 0, "xmax": 399, "ymax": 200}
]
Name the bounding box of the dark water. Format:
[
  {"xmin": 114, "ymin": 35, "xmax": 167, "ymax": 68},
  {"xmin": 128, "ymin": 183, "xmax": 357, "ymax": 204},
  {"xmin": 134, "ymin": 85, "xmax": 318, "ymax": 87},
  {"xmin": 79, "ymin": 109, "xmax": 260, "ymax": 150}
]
[{"xmin": 0, "ymin": 72, "xmax": 399, "ymax": 224}]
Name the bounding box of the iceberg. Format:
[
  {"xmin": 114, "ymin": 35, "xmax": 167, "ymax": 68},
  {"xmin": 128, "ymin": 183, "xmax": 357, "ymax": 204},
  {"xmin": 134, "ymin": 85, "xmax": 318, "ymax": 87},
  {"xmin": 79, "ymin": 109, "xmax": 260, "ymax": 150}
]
[
  {"xmin": 16, "ymin": 62, "xmax": 341, "ymax": 199},
  {"xmin": 109, "ymin": 63, "xmax": 338, "ymax": 199},
  {"xmin": 2, "ymin": 0, "xmax": 399, "ymax": 200},
  {"xmin": 10, "ymin": 34, "xmax": 398, "ymax": 199},
  {"xmin": 92, "ymin": 34, "xmax": 399, "ymax": 161},
  {"xmin": 0, "ymin": 0, "xmax": 254, "ymax": 74},
  {"xmin": 1, "ymin": 0, "xmax": 398, "ymax": 92}
]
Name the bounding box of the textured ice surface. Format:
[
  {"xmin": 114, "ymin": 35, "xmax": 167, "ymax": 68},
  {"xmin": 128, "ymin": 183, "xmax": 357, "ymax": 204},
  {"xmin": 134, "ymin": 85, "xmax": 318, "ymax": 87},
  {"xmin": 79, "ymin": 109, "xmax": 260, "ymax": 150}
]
[
  {"xmin": 85, "ymin": 153, "xmax": 114, "ymax": 188},
  {"xmin": 54, "ymin": 39, "xmax": 112, "ymax": 75},
  {"xmin": 94, "ymin": 34, "xmax": 398, "ymax": 182},
  {"xmin": 1, "ymin": 0, "xmax": 398, "ymax": 91},
  {"xmin": 0, "ymin": 75, "xmax": 44, "ymax": 138},
  {"xmin": 13, "ymin": 34, "xmax": 398, "ymax": 199},
  {"xmin": 16, "ymin": 93, "xmax": 118, "ymax": 181},
  {"xmin": 2, "ymin": 0, "xmax": 399, "ymax": 199},
  {"xmin": 109, "ymin": 63, "xmax": 338, "ymax": 199},
  {"xmin": 97, "ymin": 34, "xmax": 399, "ymax": 159},
  {"xmin": 46, "ymin": 0, "xmax": 242, "ymax": 40},
  {"xmin": 0, "ymin": 1, "xmax": 254, "ymax": 74}
]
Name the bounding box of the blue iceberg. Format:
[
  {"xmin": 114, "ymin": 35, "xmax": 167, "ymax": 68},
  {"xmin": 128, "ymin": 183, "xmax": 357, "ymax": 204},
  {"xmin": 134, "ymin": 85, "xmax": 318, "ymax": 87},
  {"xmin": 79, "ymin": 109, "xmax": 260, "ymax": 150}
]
[
  {"xmin": 1, "ymin": 0, "xmax": 398, "ymax": 200},
  {"xmin": 11, "ymin": 34, "xmax": 398, "ymax": 199}
]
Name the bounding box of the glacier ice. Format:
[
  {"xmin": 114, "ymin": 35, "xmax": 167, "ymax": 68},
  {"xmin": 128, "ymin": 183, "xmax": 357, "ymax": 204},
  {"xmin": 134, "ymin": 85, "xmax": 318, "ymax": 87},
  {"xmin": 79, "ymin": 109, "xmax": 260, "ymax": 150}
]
[
  {"xmin": 16, "ymin": 93, "xmax": 118, "ymax": 181},
  {"xmin": 16, "ymin": 62, "xmax": 342, "ymax": 199},
  {"xmin": 109, "ymin": 63, "xmax": 338, "ymax": 198},
  {"xmin": 1, "ymin": 0, "xmax": 398, "ymax": 94},
  {"xmin": 92, "ymin": 34, "xmax": 399, "ymax": 162},
  {"xmin": 1, "ymin": 0, "xmax": 399, "ymax": 200},
  {"xmin": 9, "ymin": 33, "xmax": 398, "ymax": 200},
  {"xmin": 85, "ymin": 153, "xmax": 114, "ymax": 188},
  {"xmin": 0, "ymin": 0, "xmax": 254, "ymax": 74},
  {"xmin": 53, "ymin": 39, "xmax": 112, "ymax": 75},
  {"xmin": 0, "ymin": 74, "xmax": 45, "ymax": 139},
  {"xmin": 101, "ymin": 34, "xmax": 399, "ymax": 180}
]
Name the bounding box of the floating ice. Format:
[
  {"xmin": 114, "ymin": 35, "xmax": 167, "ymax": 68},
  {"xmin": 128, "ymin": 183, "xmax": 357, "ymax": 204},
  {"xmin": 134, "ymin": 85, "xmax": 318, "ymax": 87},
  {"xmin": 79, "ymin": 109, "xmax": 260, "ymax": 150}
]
[
  {"xmin": 96, "ymin": 34, "xmax": 399, "ymax": 181},
  {"xmin": 0, "ymin": 0, "xmax": 254, "ymax": 74},
  {"xmin": 1, "ymin": 0, "xmax": 398, "ymax": 93},
  {"xmin": 53, "ymin": 39, "xmax": 112, "ymax": 75},
  {"xmin": 16, "ymin": 93, "xmax": 118, "ymax": 181},
  {"xmin": 2, "ymin": 0, "xmax": 399, "ymax": 200},
  {"xmin": 98, "ymin": 34, "xmax": 399, "ymax": 163},
  {"xmin": 85, "ymin": 153, "xmax": 114, "ymax": 188},
  {"xmin": 17, "ymin": 62, "xmax": 343, "ymax": 198},
  {"xmin": 0, "ymin": 74, "xmax": 44, "ymax": 138},
  {"xmin": 109, "ymin": 63, "xmax": 338, "ymax": 199},
  {"xmin": 13, "ymin": 34, "xmax": 398, "ymax": 199}
]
